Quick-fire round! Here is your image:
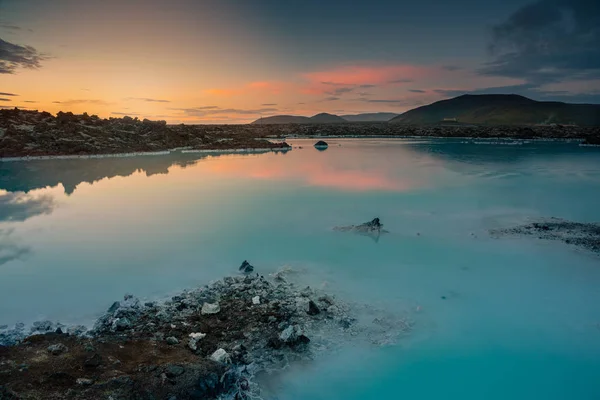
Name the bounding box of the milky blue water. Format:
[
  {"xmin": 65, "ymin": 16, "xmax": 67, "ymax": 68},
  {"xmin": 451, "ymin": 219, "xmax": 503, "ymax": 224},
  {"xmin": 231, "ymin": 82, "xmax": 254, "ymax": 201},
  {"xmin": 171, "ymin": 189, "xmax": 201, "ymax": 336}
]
[{"xmin": 1, "ymin": 139, "xmax": 600, "ymax": 399}]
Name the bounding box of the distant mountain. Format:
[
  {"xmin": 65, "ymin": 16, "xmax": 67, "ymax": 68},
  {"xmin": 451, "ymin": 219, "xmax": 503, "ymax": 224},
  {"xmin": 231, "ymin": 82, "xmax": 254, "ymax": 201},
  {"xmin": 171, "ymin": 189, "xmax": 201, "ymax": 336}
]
[
  {"xmin": 310, "ymin": 113, "xmax": 347, "ymax": 123},
  {"xmin": 252, "ymin": 115, "xmax": 312, "ymax": 124},
  {"xmin": 252, "ymin": 113, "xmax": 346, "ymax": 124},
  {"xmin": 389, "ymin": 94, "xmax": 600, "ymax": 126},
  {"xmin": 341, "ymin": 112, "xmax": 399, "ymax": 122}
]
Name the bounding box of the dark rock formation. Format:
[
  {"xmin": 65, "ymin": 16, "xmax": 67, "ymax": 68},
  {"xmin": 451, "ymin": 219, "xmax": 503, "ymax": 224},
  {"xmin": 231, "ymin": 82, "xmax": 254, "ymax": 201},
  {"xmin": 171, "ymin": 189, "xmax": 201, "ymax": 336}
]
[
  {"xmin": 334, "ymin": 218, "xmax": 389, "ymax": 236},
  {"xmin": 239, "ymin": 260, "xmax": 254, "ymax": 274},
  {"xmin": 490, "ymin": 217, "xmax": 600, "ymax": 253},
  {"xmin": 314, "ymin": 140, "xmax": 329, "ymax": 149}
]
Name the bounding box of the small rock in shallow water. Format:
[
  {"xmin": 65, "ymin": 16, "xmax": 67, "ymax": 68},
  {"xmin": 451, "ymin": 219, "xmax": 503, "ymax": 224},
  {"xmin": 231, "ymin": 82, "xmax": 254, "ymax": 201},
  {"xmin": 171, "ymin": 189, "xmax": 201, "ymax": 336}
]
[
  {"xmin": 239, "ymin": 260, "xmax": 255, "ymax": 274},
  {"xmin": 209, "ymin": 348, "xmax": 231, "ymax": 364},
  {"xmin": 166, "ymin": 336, "xmax": 179, "ymax": 345},
  {"xmin": 252, "ymin": 296, "xmax": 260, "ymax": 305},
  {"xmin": 76, "ymin": 378, "xmax": 94, "ymax": 386},
  {"xmin": 47, "ymin": 343, "xmax": 68, "ymax": 355},
  {"xmin": 201, "ymin": 302, "xmax": 220, "ymax": 315}
]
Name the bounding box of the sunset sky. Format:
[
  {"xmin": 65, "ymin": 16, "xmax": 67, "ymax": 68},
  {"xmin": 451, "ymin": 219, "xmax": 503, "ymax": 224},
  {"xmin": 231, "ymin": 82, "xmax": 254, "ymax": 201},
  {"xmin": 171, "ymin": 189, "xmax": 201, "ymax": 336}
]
[{"xmin": 0, "ymin": 0, "xmax": 598, "ymax": 123}]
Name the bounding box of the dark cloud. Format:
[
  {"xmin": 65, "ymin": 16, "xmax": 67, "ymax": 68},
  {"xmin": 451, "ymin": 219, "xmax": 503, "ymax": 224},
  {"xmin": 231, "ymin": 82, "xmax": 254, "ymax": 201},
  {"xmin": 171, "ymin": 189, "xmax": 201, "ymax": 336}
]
[
  {"xmin": 327, "ymin": 87, "xmax": 354, "ymax": 96},
  {"xmin": 0, "ymin": 192, "xmax": 56, "ymax": 222},
  {"xmin": 54, "ymin": 99, "xmax": 111, "ymax": 106},
  {"xmin": 81, "ymin": 88, "xmax": 91, "ymax": 92},
  {"xmin": 169, "ymin": 106, "xmax": 218, "ymax": 111},
  {"xmin": 23, "ymin": 100, "xmax": 37, "ymax": 103},
  {"xmin": 0, "ymin": 92, "xmax": 17, "ymax": 96},
  {"xmin": 321, "ymin": 81, "xmax": 346, "ymax": 86},
  {"xmin": 442, "ymin": 65, "xmax": 462, "ymax": 71},
  {"xmin": 389, "ymin": 78, "xmax": 413, "ymax": 84},
  {"xmin": 125, "ymin": 97, "xmax": 171, "ymax": 103},
  {"xmin": 481, "ymin": 0, "xmax": 600, "ymax": 84},
  {"xmin": 112, "ymin": 112, "xmax": 141, "ymax": 116},
  {"xmin": 262, "ymin": 103, "xmax": 277, "ymax": 106},
  {"xmin": 408, "ymin": 89, "xmax": 426, "ymax": 93},
  {"xmin": 171, "ymin": 107, "xmax": 278, "ymax": 117},
  {"xmin": 0, "ymin": 98, "xmax": 10, "ymax": 101},
  {"xmin": 0, "ymin": 228, "xmax": 31, "ymax": 267},
  {"xmin": 324, "ymin": 96, "xmax": 340, "ymax": 101},
  {"xmin": 359, "ymin": 84, "xmax": 376, "ymax": 88},
  {"xmin": 0, "ymin": 24, "xmax": 20, "ymax": 31},
  {"xmin": 0, "ymin": 38, "xmax": 46, "ymax": 74},
  {"xmin": 360, "ymin": 98, "xmax": 425, "ymax": 107}
]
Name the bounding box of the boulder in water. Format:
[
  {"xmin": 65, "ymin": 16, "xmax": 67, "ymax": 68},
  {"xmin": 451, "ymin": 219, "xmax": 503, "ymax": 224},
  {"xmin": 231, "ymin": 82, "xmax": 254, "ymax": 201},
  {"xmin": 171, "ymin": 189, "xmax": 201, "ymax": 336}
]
[
  {"xmin": 314, "ymin": 140, "xmax": 328, "ymax": 149},
  {"xmin": 239, "ymin": 260, "xmax": 254, "ymax": 274}
]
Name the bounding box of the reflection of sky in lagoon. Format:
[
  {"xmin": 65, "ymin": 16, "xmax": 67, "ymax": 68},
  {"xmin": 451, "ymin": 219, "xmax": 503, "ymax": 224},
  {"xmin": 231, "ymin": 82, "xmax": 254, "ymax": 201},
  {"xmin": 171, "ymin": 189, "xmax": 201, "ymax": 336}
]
[{"xmin": 1, "ymin": 139, "xmax": 600, "ymax": 399}]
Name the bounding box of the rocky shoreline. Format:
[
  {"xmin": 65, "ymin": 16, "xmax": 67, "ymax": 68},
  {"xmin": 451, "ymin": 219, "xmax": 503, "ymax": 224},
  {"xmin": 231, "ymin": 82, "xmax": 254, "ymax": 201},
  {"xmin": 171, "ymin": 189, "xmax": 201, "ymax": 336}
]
[
  {"xmin": 1, "ymin": 109, "xmax": 599, "ymax": 159},
  {"xmin": 490, "ymin": 217, "xmax": 600, "ymax": 254},
  {"xmin": 0, "ymin": 265, "xmax": 412, "ymax": 399}
]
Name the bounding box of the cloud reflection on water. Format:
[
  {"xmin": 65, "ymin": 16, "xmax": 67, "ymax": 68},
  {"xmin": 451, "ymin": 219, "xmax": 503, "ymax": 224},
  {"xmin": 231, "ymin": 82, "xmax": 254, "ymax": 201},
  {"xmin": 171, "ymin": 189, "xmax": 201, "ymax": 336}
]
[
  {"xmin": 0, "ymin": 228, "xmax": 30, "ymax": 266},
  {"xmin": 206, "ymin": 144, "xmax": 428, "ymax": 192},
  {"xmin": 0, "ymin": 191, "xmax": 55, "ymax": 222}
]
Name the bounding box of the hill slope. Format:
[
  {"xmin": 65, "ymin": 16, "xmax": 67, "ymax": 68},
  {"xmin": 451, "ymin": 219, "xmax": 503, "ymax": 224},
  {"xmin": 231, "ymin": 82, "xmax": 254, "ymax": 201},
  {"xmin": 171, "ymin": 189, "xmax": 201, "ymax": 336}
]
[
  {"xmin": 251, "ymin": 113, "xmax": 346, "ymax": 124},
  {"xmin": 251, "ymin": 115, "xmax": 312, "ymax": 124},
  {"xmin": 390, "ymin": 94, "xmax": 600, "ymax": 126},
  {"xmin": 310, "ymin": 113, "xmax": 347, "ymax": 123},
  {"xmin": 341, "ymin": 112, "xmax": 399, "ymax": 122}
]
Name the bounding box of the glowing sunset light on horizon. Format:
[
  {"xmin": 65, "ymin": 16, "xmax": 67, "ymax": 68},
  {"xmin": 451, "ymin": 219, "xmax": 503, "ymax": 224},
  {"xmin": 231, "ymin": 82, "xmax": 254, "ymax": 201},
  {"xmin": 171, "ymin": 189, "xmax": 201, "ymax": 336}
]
[{"xmin": 1, "ymin": 0, "xmax": 598, "ymax": 123}]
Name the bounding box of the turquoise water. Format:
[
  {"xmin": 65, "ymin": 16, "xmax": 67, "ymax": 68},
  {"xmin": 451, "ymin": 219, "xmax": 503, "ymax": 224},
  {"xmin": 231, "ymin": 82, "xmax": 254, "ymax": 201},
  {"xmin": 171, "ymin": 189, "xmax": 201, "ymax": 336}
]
[{"xmin": 1, "ymin": 139, "xmax": 600, "ymax": 399}]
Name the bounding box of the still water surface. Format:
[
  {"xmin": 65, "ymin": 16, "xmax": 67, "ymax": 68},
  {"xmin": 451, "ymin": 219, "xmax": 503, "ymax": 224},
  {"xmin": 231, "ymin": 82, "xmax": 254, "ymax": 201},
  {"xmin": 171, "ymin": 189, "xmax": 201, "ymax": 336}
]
[{"xmin": 1, "ymin": 139, "xmax": 599, "ymax": 399}]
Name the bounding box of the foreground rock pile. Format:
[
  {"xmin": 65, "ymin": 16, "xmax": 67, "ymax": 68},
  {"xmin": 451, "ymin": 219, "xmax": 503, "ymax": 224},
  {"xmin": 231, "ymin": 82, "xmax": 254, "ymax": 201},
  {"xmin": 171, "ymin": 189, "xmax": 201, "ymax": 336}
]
[
  {"xmin": 0, "ymin": 270, "xmax": 373, "ymax": 399},
  {"xmin": 490, "ymin": 217, "xmax": 600, "ymax": 254}
]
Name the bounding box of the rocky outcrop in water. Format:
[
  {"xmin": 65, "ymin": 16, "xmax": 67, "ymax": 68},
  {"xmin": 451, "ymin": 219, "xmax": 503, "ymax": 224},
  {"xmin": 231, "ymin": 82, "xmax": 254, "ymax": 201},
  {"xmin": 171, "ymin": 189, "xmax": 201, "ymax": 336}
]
[
  {"xmin": 314, "ymin": 140, "xmax": 329, "ymax": 149},
  {"xmin": 238, "ymin": 260, "xmax": 254, "ymax": 274},
  {"xmin": 490, "ymin": 217, "xmax": 600, "ymax": 254},
  {"xmin": 0, "ymin": 265, "xmax": 412, "ymax": 399},
  {"xmin": 334, "ymin": 218, "xmax": 389, "ymax": 236},
  {"xmin": 0, "ymin": 109, "xmax": 291, "ymax": 158},
  {"xmin": 1, "ymin": 108, "xmax": 599, "ymax": 158}
]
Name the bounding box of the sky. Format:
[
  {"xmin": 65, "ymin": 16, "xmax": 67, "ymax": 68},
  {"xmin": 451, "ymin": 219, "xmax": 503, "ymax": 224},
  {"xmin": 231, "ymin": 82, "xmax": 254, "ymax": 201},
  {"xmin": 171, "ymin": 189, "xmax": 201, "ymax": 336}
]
[{"xmin": 0, "ymin": 0, "xmax": 599, "ymax": 123}]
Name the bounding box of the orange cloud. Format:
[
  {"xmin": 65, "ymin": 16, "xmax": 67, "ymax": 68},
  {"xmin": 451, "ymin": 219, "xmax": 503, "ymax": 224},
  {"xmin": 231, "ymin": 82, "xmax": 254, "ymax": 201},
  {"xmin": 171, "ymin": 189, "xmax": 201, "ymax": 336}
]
[{"xmin": 301, "ymin": 64, "xmax": 433, "ymax": 95}]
